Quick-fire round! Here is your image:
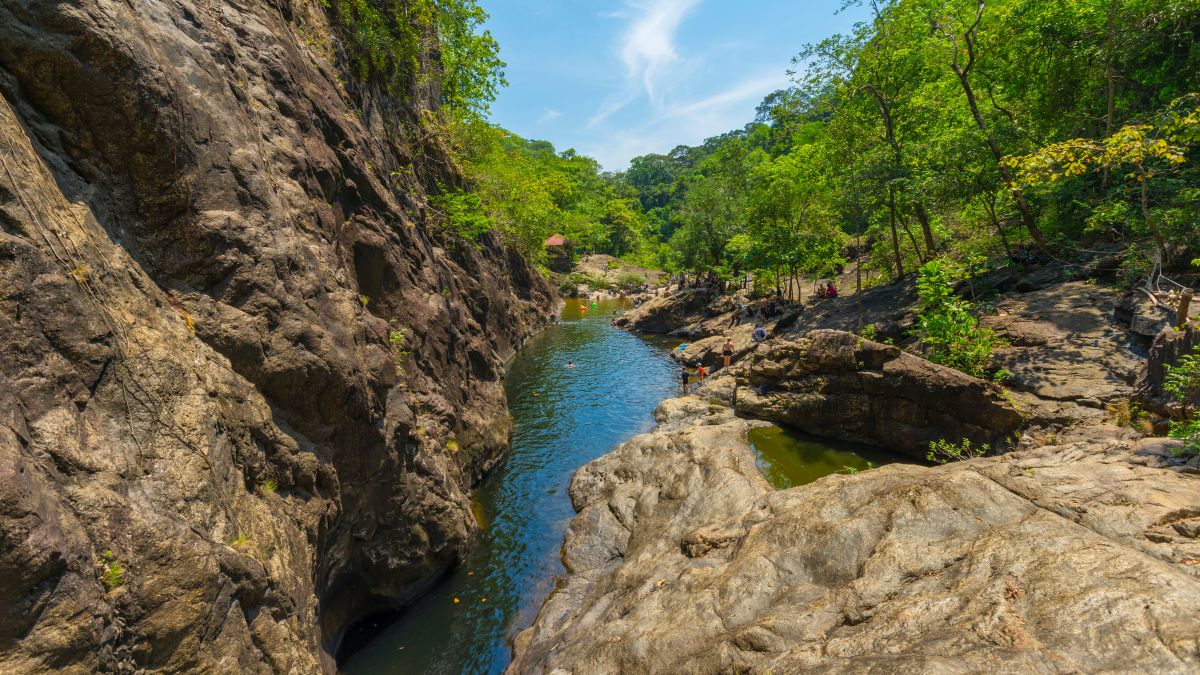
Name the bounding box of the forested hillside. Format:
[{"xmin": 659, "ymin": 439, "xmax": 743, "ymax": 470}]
[{"xmin": 452, "ymin": 0, "xmax": 1199, "ymax": 289}]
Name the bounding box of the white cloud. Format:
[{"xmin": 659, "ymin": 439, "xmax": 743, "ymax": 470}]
[
  {"xmin": 537, "ymin": 109, "xmax": 563, "ymax": 125},
  {"xmin": 585, "ymin": 70, "xmax": 787, "ymax": 169},
  {"xmin": 590, "ymin": 0, "xmax": 700, "ymax": 127}
]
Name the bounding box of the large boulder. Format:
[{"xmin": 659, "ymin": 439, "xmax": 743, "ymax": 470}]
[
  {"xmin": 511, "ymin": 399, "xmax": 1200, "ymax": 675},
  {"xmin": 619, "ymin": 286, "xmax": 720, "ymax": 334},
  {"xmin": 671, "ymin": 324, "xmax": 760, "ymax": 370},
  {"xmin": 736, "ymin": 331, "xmax": 1024, "ymax": 459}
]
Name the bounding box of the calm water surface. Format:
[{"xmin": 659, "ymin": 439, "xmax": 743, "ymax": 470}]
[
  {"xmin": 749, "ymin": 426, "xmax": 905, "ymax": 489},
  {"xmin": 343, "ymin": 298, "xmax": 679, "ymax": 674},
  {"xmin": 343, "ymin": 299, "xmax": 904, "ymax": 674}
]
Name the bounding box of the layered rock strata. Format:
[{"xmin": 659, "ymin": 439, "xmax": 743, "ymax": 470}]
[
  {"xmin": 735, "ymin": 331, "xmax": 1024, "ymax": 459},
  {"xmin": 0, "ymin": 1, "xmax": 552, "ymax": 671},
  {"xmin": 511, "ymin": 398, "xmax": 1200, "ymax": 674}
]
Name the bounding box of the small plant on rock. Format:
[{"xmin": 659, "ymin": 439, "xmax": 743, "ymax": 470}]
[
  {"xmin": 388, "ymin": 322, "xmax": 410, "ymax": 376},
  {"xmin": 927, "ymin": 438, "xmax": 989, "ymax": 464},
  {"xmin": 260, "ymin": 479, "xmax": 278, "ymax": 496},
  {"xmin": 100, "ymin": 550, "xmax": 124, "ymax": 590}
]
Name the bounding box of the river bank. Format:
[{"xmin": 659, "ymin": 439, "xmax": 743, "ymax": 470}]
[
  {"xmin": 510, "ymin": 396, "xmax": 1200, "ymax": 673},
  {"xmin": 511, "ymin": 264, "xmax": 1200, "ymax": 672}
]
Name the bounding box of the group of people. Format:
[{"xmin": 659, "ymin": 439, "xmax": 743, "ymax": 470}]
[
  {"xmin": 729, "ymin": 295, "xmax": 788, "ymax": 328},
  {"xmin": 816, "ymin": 281, "xmax": 839, "ymax": 299}
]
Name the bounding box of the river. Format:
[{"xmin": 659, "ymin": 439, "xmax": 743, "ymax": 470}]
[{"xmin": 342, "ymin": 298, "xmax": 900, "ymax": 674}]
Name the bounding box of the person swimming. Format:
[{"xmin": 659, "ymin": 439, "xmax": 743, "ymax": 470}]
[{"xmin": 567, "ymin": 361, "xmax": 575, "ymax": 368}]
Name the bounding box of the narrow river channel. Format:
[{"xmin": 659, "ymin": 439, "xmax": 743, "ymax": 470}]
[
  {"xmin": 343, "ymin": 298, "xmax": 903, "ymax": 674},
  {"xmin": 343, "ymin": 298, "xmax": 679, "ymax": 674}
]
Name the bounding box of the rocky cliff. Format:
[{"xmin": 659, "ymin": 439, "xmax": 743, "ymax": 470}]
[
  {"xmin": 511, "ymin": 398, "xmax": 1200, "ymax": 674},
  {"xmin": 0, "ymin": 1, "xmax": 553, "ymax": 671}
]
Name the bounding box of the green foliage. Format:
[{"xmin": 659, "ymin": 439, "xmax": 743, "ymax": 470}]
[
  {"xmin": 261, "ymin": 479, "xmax": 278, "ymax": 496},
  {"xmin": 100, "ymin": 550, "xmax": 124, "ymax": 590},
  {"xmin": 914, "ymin": 259, "xmax": 1001, "ymax": 378},
  {"xmin": 927, "ymin": 438, "xmax": 989, "ymax": 465},
  {"xmin": 610, "ymin": 0, "xmax": 1200, "ymax": 282},
  {"xmin": 444, "ymin": 118, "xmax": 654, "ymax": 257},
  {"xmin": 321, "ymin": 0, "xmax": 504, "ymax": 114},
  {"xmin": 614, "ymin": 272, "xmax": 647, "ymax": 293},
  {"xmin": 431, "ymin": 189, "xmax": 491, "ymax": 241},
  {"xmin": 1165, "ymin": 344, "xmax": 1200, "ymax": 453},
  {"xmin": 388, "ymin": 322, "xmax": 409, "ymax": 375}
]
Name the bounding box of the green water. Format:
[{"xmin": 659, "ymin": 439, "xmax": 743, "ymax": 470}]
[{"xmin": 748, "ymin": 426, "xmax": 904, "ymax": 489}]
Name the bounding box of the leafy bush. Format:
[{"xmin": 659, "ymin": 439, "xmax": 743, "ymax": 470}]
[
  {"xmin": 615, "ymin": 272, "xmax": 646, "ymax": 293},
  {"xmin": 321, "ymin": 0, "xmax": 504, "ymax": 113},
  {"xmin": 914, "ymin": 259, "xmax": 1002, "ymax": 378},
  {"xmin": 1165, "ymin": 344, "xmax": 1200, "ymax": 453},
  {"xmin": 927, "ymin": 438, "xmax": 989, "ymax": 464}
]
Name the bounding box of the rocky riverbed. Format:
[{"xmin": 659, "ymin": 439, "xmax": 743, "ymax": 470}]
[
  {"xmin": 514, "ymin": 268, "xmax": 1200, "ymax": 673},
  {"xmin": 510, "ymin": 397, "xmax": 1200, "ymax": 674}
]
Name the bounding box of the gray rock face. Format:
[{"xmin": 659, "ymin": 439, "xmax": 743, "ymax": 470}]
[
  {"xmin": 619, "ymin": 286, "xmax": 719, "ymax": 334},
  {"xmin": 511, "ymin": 398, "xmax": 1200, "ymax": 674},
  {"xmin": 0, "ymin": 1, "xmax": 552, "ymax": 671},
  {"xmin": 982, "ymin": 282, "xmax": 1145, "ymax": 424},
  {"xmin": 736, "ymin": 331, "xmax": 1024, "ymax": 459}
]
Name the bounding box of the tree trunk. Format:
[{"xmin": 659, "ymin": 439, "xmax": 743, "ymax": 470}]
[
  {"xmin": 913, "ymin": 202, "xmax": 936, "ymax": 254},
  {"xmin": 888, "ymin": 188, "xmax": 904, "ymax": 281},
  {"xmin": 1140, "ymin": 170, "xmax": 1168, "ymax": 265},
  {"xmin": 1101, "ymin": 0, "xmax": 1118, "ymax": 191},
  {"xmin": 981, "ymin": 194, "xmax": 1013, "ymax": 258},
  {"xmin": 900, "ymin": 217, "xmax": 926, "ymax": 265}
]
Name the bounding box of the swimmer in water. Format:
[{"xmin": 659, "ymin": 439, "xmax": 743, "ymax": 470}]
[{"xmin": 567, "ymin": 361, "xmax": 575, "ymax": 368}]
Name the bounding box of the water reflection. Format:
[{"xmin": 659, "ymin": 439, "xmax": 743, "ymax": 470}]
[
  {"xmin": 748, "ymin": 426, "xmax": 906, "ymax": 490},
  {"xmin": 342, "ymin": 298, "xmax": 678, "ymax": 674}
]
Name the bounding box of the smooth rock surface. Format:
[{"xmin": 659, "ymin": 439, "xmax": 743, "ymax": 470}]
[{"xmin": 510, "ymin": 398, "xmax": 1200, "ymax": 674}]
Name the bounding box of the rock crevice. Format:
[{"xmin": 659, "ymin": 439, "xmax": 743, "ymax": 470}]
[{"xmin": 0, "ymin": 2, "xmax": 553, "ymax": 671}]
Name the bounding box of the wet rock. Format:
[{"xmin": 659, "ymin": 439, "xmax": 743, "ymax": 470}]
[{"xmin": 511, "ymin": 399, "xmax": 1200, "ymax": 675}]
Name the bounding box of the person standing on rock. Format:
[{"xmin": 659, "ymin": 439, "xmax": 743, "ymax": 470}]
[
  {"xmin": 722, "ymin": 338, "xmax": 735, "ymax": 369},
  {"xmin": 680, "ymin": 364, "xmax": 691, "ymax": 394}
]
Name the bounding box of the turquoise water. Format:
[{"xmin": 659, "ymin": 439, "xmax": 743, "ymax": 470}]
[{"xmin": 342, "ymin": 299, "xmax": 679, "ymax": 674}]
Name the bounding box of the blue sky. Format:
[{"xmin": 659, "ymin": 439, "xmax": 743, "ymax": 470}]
[{"xmin": 483, "ymin": 0, "xmax": 870, "ymax": 170}]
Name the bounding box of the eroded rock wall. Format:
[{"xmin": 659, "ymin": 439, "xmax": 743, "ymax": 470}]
[{"xmin": 0, "ymin": 1, "xmax": 553, "ymax": 671}]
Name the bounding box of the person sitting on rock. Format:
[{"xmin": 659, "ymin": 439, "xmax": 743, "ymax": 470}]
[
  {"xmin": 752, "ymin": 324, "xmax": 767, "ymax": 343},
  {"xmin": 816, "ymin": 284, "xmax": 827, "ymax": 299},
  {"xmin": 826, "ymin": 282, "xmax": 838, "ymax": 299}
]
